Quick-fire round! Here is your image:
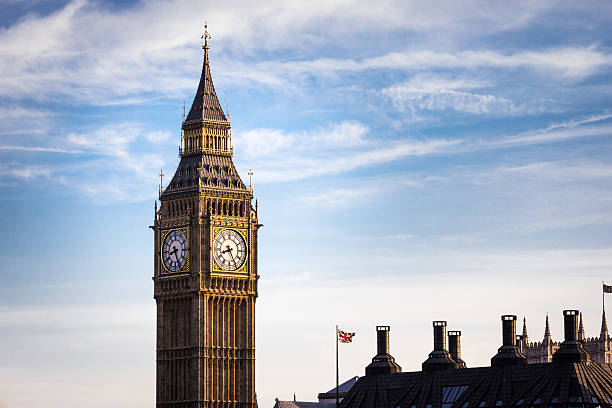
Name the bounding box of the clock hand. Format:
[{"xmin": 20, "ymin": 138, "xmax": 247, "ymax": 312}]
[
  {"xmin": 170, "ymin": 246, "xmax": 179, "ymax": 261},
  {"xmin": 221, "ymin": 245, "xmax": 236, "ymax": 262}
]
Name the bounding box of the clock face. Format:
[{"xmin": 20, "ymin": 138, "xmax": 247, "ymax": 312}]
[
  {"xmin": 213, "ymin": 229, "xmax": 247, "ymax": 271},
  {"xmin": 162, "ymin": 230, "xmax": 187, "ymax": 272}
]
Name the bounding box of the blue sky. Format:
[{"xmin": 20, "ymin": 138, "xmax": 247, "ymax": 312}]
[{"xmin": 1, "ymin": 0, "xmax": 612, "ymax": 407}]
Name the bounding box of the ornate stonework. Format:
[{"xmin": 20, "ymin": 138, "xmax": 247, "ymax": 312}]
[
  {"xmin": 152, "ymin": 24, "xmax": 261, "ymax": 408},
  {"xmin": 521, "ymin": 310, "xmax": 612, "ymax": 364}
]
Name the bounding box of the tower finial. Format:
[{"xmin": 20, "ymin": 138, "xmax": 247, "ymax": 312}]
[
  {"xmin": 578, "ymin": 312, "xmax": 585, "ymax": 342},
  {"xmin": 202, "ymin": 21, "xmax": 211, "ymax": 50},
  {"xmin": 601, "ymin": 307, "xmax": 609, "ymax": 341}
]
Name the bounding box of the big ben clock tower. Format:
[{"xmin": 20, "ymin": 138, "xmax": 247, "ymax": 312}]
[{"xmin": 152, "ymin": 24, "xmax": 260, "ymax": 408}]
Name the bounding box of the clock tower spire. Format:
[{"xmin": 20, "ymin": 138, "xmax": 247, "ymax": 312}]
[{"xmin": 153, "ymin": 23, "xmax": 260, "ymax": 408}]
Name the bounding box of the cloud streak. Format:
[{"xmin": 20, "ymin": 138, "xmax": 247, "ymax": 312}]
[
  {"xmin": 381, "ymin": 74, "xmax": 521, "ymax": 115},
  {"xmin": 237, "ymin": 112, "xmax": 612, "ymax": 184},
  {"xmin": 0, "ymin": 145, "xmax": 82, "ymax": 154},
  {"xmin": 0, "ymin": 0, "xmax": 610, "ymax": 105}
]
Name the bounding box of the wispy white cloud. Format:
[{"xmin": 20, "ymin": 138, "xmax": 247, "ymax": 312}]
[
  {"xmin": 9, "ymin": 165, "xmax": 53, "ymax": 180},
  {"xmin": 238, "ymin": 120, "xmax": 370, "ymax": 160},
  {"xmin": 242, "ymin": 47, "xmax": 612, "ymax": 85},
  {"xmin": 0, "ymin": 145, "xmax": 81, "ymax": 154},
  {"xmin": 485, "ymin": 122, "xmax": 612, "ymax": 149},
  {"xmin": 61, "ymin": 124, "xmax": 167, "ymax": 203},
  {"xmin": 0, "ymin": 0, "xmax": 609, "ymax": 105},
  {"xmin": 4, "ymin": 112, "xmax": 609, "ymax": 203},
  {"xmin": 480, "ymin": 161, "xmax": 612, "ymax": 183},
  {"xmin": 236, "ymin": 125, "xmax": 459, "ymax": 183},
  {"xmin": 237, "ymin": 112, "xmax": 612, "ymax": 184},
  {"xmin": 0, "ymin": 123, "xmax": 170, "ymax": 203},
  {"xmin": 381, "ymin": 74, "xmax": 521, "ymax": 115}
]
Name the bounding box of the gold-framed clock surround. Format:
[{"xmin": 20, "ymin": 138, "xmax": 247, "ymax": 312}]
[
  {"xmin": 210, "ymin": 213, "xmax": 250, "ymax": 277},
  {"xmin": 159, "ymin": 226, "xmax": 190, "ymax": 276}
]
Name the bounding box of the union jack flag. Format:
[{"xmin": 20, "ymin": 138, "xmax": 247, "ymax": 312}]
[{"xmin": 338, "ymin": 329, "xmax": 355, "ymax": 343}]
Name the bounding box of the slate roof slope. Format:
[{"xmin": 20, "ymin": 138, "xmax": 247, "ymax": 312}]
[
  {"xmin": 160, "ymin": 153, "xmax": 249, "ymax": 199},
  {"xmin": 340, "ymin": 362, "xmax": 612, "ymax": 408},
  {"xmin": 318, "ymin": 376, "xmax": 360, "ymax": 400},
  {"xmin": 185, "ymin": 45, "xmax": 228, "ymax": 124}
]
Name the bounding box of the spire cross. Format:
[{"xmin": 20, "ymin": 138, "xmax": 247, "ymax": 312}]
[
  {"xmin": 159, "ymin": 168, "xmax": 165, "ymax": 187},
  {"xmin": 202, "ymin": 21, "xmax": 211, "ymax": 50},
  {"xmin": 248, "ymin": 169, "xmax": 254, "ymax": 192}
]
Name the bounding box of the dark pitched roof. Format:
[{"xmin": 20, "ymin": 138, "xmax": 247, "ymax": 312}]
[
  {"xmin": 318, "ymin": 376, "xmax": 360, "ymax": 400},
  {"xmin": 185, "ymin": 47, "xmax": 228, "ymax": 124},
  {"xmin": 160, "ymin": 153, "xmax": 249, "ymax": 199},
  {"xmin": 340, "ymin": 362, "xmax": 612, "ymax": 408}
]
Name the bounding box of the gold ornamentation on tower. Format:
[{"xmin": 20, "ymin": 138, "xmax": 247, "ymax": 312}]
[{"xmin": 152, "ymin": 23, "xmax": 261, "ymax": 408}]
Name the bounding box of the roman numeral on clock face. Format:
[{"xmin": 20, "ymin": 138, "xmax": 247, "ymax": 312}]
[
  {"xmin": 213, "ymin": 229, "xmax": 247, "ymax": 271},
  {"xmin": 162, "ymin": 230, "xmax": 187, "ymax": 272}
]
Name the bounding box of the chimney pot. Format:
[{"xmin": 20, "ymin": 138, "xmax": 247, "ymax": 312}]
[
  {"xmin": 502, "ymin": 315, "xmax": 517, "ymax": 346},
  {"xmin": 422, "ymin": 320, "xmax": 457, "ymax": 371},
  {"xmin": 553, "ymin": 309, "xmax": 591, "ymax": 363},
  {"xmin": 448, "ymin": 330, "xmax": 466, "ymax": 368},
  {"xmin": 563, "ymin": 310, "xmax": 578, "ymax": 341},
  {"xmin": 491, "ymin": 314, "xmax": 527, "ymax": 367},
  {"xmin": 433, "ymin": 320, "xmax": 447, "ymax": 351},
  {"xmin": 365, "ymin": 325, "xmax": 401, "ymax": 376},
  {"xmin": 376, "ymin": 325, "xmax": 390, "ymax": 355}
]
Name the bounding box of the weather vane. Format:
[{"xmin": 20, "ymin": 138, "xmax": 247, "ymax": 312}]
[{"xmin": 202, "ymin": 21, "xmax": 211, "ymax": 50}]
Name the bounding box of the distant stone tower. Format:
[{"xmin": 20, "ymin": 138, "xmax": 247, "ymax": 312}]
[
  {"xmin": 522, "ymin": 309, "xmax": 612, "ymax": 364},
  {"xmin": 152, "ymin": 24, "xmax": 261, "ymax": 408}
]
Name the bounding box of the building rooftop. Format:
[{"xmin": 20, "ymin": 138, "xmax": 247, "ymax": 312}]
[{"xmin": 341, "ymin": 310, "xmax": 609, "ymax": 408}]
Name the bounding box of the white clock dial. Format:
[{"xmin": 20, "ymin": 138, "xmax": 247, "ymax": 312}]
[
  {"xmin": 213, "ymin": 229, "xmax": 247, "ymax": 271},
  {"xmin": 162, "ymin": 230, "xmax": 187, "ymax": 272}
]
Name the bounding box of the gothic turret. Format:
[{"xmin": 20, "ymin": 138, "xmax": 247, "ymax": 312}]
[
  {"xmin": 522, "ymin": 317, "xmax": 529, "ymax": 348},
  {"xmin": 601, "ymin": 308, "xmax": 609, "ymax": 341},
  {"xmin": 578, "ymin": 312, "xmax": 585, "ymax": 343},
  {"xmin": 543, "ymin": 314, "xmax": 552, "ymax": 344}
]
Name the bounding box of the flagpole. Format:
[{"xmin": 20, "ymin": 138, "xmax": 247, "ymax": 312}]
[{"xmin": 336, "ymin": 324, "xmax": 339, "ymax": 408}]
